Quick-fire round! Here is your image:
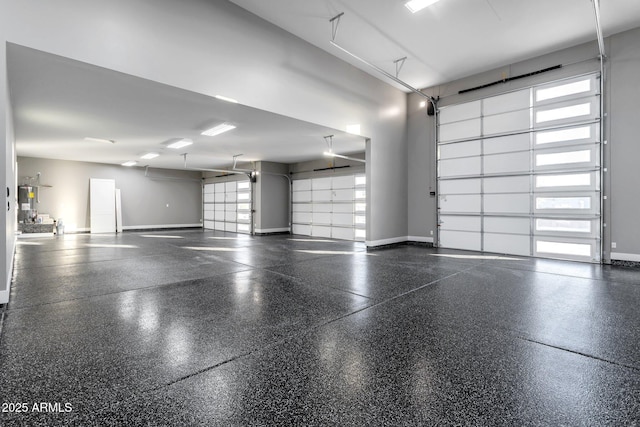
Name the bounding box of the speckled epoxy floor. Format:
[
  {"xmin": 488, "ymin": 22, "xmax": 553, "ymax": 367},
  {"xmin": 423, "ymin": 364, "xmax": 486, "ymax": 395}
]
[{"xmin": 1, "ymin": 230, "xmax": 639, "ymax": 425}]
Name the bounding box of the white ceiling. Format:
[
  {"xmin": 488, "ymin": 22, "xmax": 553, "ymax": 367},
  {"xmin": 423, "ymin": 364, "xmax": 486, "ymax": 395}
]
[
  {"xmin": 9, "ymin": 0, "xmax": 640, "ymax": 171},
  {"xmin": 8, "ymin": 45, "xmax": 364, "ymax": 171},
  {"xmin": 230, "ymin": 0, "xmax": 640, "ymax": 91}
]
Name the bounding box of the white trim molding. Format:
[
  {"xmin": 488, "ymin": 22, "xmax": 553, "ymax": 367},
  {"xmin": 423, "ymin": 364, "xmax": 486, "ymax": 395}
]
[
  {"xmin": 122, "ymin": 223, "xmax": 202, "ymax": 231},
  {"xmin": 366, "ymin": 235, "xmax": 435, "ymax": 248},
  {"xmin": 255, "ymin": 228, "xmax": 290, "ymax": 234},
  {"xmin": 2, "ymin": 236, "xmax": 17, "ymax": 304},
  {"xmin": 610, "ymin": 252, "xmax": 640, "ymax": 262},
  {"xmin": 366, "ymin": 236, "xmax": 408, "ymax": 248},
  {"xmin": 408, "ymin": 235, "xmax": 434, "ymax": 244}
]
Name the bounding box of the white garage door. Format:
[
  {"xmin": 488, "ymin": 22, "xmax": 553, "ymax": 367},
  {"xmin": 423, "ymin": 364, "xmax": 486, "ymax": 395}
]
[
  {"xmin": 437, "ymin": 74, "xmax": 601, "ymax": 262},
  {"xmin": 203, "ymin": 180, "xmax": 252, "ymax": 234},
  {"xmin": 292, "ymin": 174, "xmax": 366, "ymax": 241}
]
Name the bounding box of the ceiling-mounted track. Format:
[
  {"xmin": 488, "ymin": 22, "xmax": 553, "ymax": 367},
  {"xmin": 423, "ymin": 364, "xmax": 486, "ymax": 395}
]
[
  {"xmin": 591, "ymin": 0, "xmax": 606, "ymax": 60},
  {"xmin": 328, "ymin": 12, "xmax": 436, "ymax": 105}
]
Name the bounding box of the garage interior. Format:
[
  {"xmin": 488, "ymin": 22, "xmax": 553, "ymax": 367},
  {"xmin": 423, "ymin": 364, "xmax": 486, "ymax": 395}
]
[{"xmin": 1, "ymin": 0, "xmax": 640, "ymax": 424}]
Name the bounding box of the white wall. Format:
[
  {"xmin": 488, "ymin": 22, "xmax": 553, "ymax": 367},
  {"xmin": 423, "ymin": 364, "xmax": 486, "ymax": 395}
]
[
  {"xmin": 17, "ymin": 157, "xmax": 202, "ymax": 232},
  {"xmin": 2, "ymin": 35, "xmax": 18, "ymax": 304},
  {"xmin": 1, "ymin": 1, "xmax": 408, "ymax": 283}
]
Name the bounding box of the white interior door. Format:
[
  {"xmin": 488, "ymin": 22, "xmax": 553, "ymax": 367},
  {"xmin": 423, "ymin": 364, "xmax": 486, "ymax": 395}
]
[{"xmin": 90, "ymin": 178, "xmax": 116, "ymax": 234}]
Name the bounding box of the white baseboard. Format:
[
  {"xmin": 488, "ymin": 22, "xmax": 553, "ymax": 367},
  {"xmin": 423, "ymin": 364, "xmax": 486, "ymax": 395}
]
[
  {"xmin": 255, "ymin": 227, "xmax": 290, "ymax": 234},
  {"xmin": 17, "ymin": 233, "xmax": 54, "ymax": 238},
  {"xmin": 122, "ymin": 224, "xmax": 202, "ymax": 231},
  {"xmin": 611, "ymin": 252, "xmax": 640, "ymax": 262},
  {"xmin": 366, "ymin": 235, "xmax": 435, "ymax": 247},
  {"xmin": 2, "ymin": 236, "xmax": 16, "ymax": 304},
  {"xmin": 365, "ymin": 236, "xmax": 408, "ymax": 247},
  {"xmin": 407, "ymin": 235, "xmax": 434, "ymax": 244}
]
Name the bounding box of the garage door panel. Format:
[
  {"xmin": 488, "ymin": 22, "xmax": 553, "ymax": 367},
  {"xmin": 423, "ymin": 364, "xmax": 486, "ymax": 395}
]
[
  {"xmin": 293, "ymin": 212, "xmax": 312, "ymax": 224},
  {"xmin": 436, "ymin": 73, "xmax": 601, "ymax": 263},
  {"xmin": 293, "ymin": 224, "xmax": 311, "ymax": 235},
  {"xmin": 484, "ymin": 151, "xmax": 530, "ymax": 174},
  {"xmin": 439, "ymin": 119, "xmax": 481, "ymax": 143},
  {"xmin": 439, "ymin": 157, "xmax": 481, "ymax": 177},
  {"xmin": 439, "ymin": 195, "xmax": 481, "ymax": 213},
  {"xmin": 484, "ymin": 217, "xmax": 529, "ymax": 234},
  {"xmin": 332, "ymin": 227, "xmax": 355, "ymax": 240},
  {"xmin": 312, "ymin": 226, "xmax": 332, "ymax": 238},
  {"xmin": 439, "ymin": 215, "xmax": 481, "ymax": 232},
  {"xmin": 440, "ymin": 230, "xmax": 481, "ymax": 251},
  {"xmin": 439, "ymin": 100, "xmax": 481, "ymax": 124},
  {"xmin": 484, "ymin": 233, "xmax": 530, "ymax": 256},
  {"xmin": 439, "ymin": 140, "xmax": 481, "ymax": 159},
  {"xmin": 483, "ymin": 109, "xmax": 531, "ymax": 135},
  {"xmin": 484, "ymin": 194, "xmax": 530, "ymax": 214},
  {"xmin": 439, "ymin": 178, "xmax": 481, "ymax": 195},
  {"xmin": 483, "ymin": 176, "xmax": 530, "ymax": 194}
]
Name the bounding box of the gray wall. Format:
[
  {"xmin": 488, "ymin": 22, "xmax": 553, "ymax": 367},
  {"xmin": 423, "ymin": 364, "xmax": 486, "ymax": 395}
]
[
  {"xmin": 608, "ymin": 27, "xmax": 640, "ymax": 260},
  {"xmin": 17, "ymin": 157, "xmax": 202, "ymax": 231},
  {"xmin": 2, "ymin": 0, "xmax": 408, "ymax": 246},
  {"xmin": 255, "ymin": 161, "xmax": 289, "ymax": 233},
  {"xmin": 407, "ymin": 26, "xmax": 640, "ymax": 262}
]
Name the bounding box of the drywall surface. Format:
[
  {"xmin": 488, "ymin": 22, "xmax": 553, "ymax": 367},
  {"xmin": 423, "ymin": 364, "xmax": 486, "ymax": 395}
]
[
  {"xmin": 255, "ymin": 162, "xmax": 289, "ymax": 233},
  {"xmin": 17, "ymin": 157, "xmax": 202, "ymax": 232},
  {"xmin": 2, "ymin": 0, "xmax": 408, "ymax": 246},
  {"xmin": 2, "ymin": 37, "xmax": 17, "ymax": 304},
  {"xmin": 608, "ymin": 27, "xmax": 640, "ymax": 260}
]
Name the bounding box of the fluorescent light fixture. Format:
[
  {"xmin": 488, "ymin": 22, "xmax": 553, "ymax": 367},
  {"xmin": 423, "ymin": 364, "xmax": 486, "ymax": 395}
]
[
  {"xmin": 201, "ymin": 123, "xmax": 236, "ymax": 137},
  {"xmin": 346, "ymin": 124, "xmax": 361, "ymax": 135},
  {"xmin": 121, "ymin": 161, "xmax": 137, "ymax": 167},
  {"xmin": 405, "ymin": 0, "xmax": 441, "ymax": 13},
  {"xmin": 85, "ymin": 137, "xmax": 115, "ymax": 144},
  {"xmin": 167, "ymin": 139, "xmax": 193, "ymax": 149},
  {"xmin": 140, "ymin": 152, "xmax": 159, "ymax": 160},
  {"xmin": 323, "ymin": 151, "xmax": 366, "ymax": 163},
  {"xmin": 215, "ymin": 95, "xmax": 238, "ymax": 104}
]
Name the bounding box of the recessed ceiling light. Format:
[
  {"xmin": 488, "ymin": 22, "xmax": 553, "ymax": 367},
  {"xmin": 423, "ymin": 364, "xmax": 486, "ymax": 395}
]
[
  {"xmin": 405, "ymin": 0, "xmax": 441, "ymax": 13},
  {"xmin": 167, "ymin": 139, "xmax": 193, "ymax": 149},
  {"xmin": 215, "ymin": 95, "xmax": 238, "ymax": 104},
  {"xmin": 121, "ymin": 161, "xmax": 137, "ymax": 167},
  {"xmin": 85, "ymin": 137, "xmax": 115, "ymax": 144},
  {"xmin": 140, "ymin": 152, "xmax": 160, "ymax": 160},
  {"xmin": 201, "ymin": 123, "xmax": 236, "ymax": 137}
]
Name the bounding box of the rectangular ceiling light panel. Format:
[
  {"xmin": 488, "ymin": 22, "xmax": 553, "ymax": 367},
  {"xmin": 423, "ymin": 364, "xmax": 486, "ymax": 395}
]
[
  {"xmin": 405, "ymin": 0, "xmax": 441, "ymax": 13},
  {"xmin": 141, "ymin": 152, "xmax": 160, "ymax": 160},
  {"xmin": 167, "ymin": 139, "xmax": 193, "ymax": 149},
  {"xmin": 201, "ymin": 123, "xmax": 236, "ymax": 137}
]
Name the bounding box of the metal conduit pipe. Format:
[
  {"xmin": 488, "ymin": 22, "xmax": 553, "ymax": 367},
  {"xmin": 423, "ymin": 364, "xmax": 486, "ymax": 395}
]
[
  {"xmin": 429, "ymin": 96, "xmax": 439, "ymax": 247},
  {"xmin": 591, "ymin": 0, "xmax": 607, "ymax": 262}
]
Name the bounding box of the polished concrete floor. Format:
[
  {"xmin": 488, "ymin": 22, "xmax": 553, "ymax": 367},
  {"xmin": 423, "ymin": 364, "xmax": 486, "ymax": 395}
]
[{"xmin": 1, "ymin": 230, "xmax": 639, "ymax": 426}]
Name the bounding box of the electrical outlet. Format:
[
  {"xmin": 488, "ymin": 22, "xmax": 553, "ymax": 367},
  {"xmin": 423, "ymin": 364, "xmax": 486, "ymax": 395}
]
[
  {"xmin": 611, "ymin": 242, "xmax": 617, "ymax": 249},
  {"xmin": 430, "ymin": 230, "xmax": 433, "ymax": 235}
]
